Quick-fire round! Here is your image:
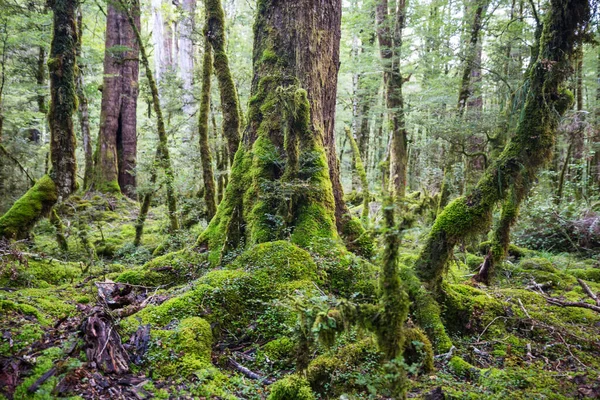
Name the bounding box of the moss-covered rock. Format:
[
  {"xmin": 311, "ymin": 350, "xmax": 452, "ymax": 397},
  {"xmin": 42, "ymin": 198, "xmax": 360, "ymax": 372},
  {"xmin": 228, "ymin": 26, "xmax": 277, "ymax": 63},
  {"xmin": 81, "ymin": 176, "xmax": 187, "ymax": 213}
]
[
  {"xmin": 568, "ymin": 267, "xmax": 600, "ymax": 282},
  {"xmin": 519, "ymin": 257, "xmax": 558, "ymax": 273},
  {"xmin": 448, "ymin": 356, "xmax": 479, "ymax": 379},
  {"xmin": 403, "ymin": 327, "xmax": 434, "ymax": 373},
  {"xmin": 268, "ymin": 374, "xmax": 315, "ymax": 400}
]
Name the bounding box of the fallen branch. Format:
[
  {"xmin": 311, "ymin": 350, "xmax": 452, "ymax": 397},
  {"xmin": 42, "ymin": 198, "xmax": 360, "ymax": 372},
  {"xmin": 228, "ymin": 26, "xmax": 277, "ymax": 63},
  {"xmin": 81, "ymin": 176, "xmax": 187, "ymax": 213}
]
[{"xmin": 228, "ymin": 357, "xmax": 275, "ymax": 384}]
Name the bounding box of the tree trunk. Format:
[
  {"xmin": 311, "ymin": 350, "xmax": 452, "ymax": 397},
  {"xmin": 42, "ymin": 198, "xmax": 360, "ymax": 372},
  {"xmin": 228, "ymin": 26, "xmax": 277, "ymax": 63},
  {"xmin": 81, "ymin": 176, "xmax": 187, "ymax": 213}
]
[
  {"xmin": 196, "ymin": 0, "xmax": 343, "ymax": 264},
  {"xmin": 76, "ymin": 7, "xmax": 93, "ymax": 190},
  {"xmin": 205, "ymin": 0, "xmax": 241, "ymax": 165},
  {"xmin": 121, "ymin": 0, "xmax": 179, "ymax": 232},
  {"xmin": 376, "ymin": 0, "xmax": 408, "ymax": 200},
  {"xmin": 92, "ymin": 1, "xmax": 139, "ymax": 197},
  {"xmin": 457, "ymin": 0, "xmax": 488, "ymax": 116},
  {"xmin": 178, "ymin": 0, "xmax": 196, "ymax": 131},
  {"xmin": 36, "ymin": 46, "xmax": 47, "ymax": 115},
  {"xmin": 198, "ymin": 35, "xmax": 217, "ymax": 220},
  {"xmin": 0, "ymin": 0, "xmax": 78, "ymax": 239},
  {"xmin": 345, "ymin": 126, "xmax": 370, "ymax": 222},
  {"xmin": 416, "ymin": 0, "xmax": 590, "ymax": 294}
]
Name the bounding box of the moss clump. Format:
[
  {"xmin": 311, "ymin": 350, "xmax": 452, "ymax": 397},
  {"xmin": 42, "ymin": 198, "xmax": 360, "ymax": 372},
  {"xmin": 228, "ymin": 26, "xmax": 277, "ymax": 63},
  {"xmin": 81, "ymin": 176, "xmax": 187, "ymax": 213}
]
[
  {"xmin": 339, "ymin": 216, "xmax": 375, "ymax": 259},
  {"xmin": 465, "ymin": 253, "xmax": 484, "ymax": 270},
  {"xmin": 0, "ymin": 257, "xmax": 81, "ymax": 288},
  {"xmin": 306, "ymin": 338, "xmax": 381, "ymax": 397},
  {"xmin": 146, "ymin": 317, "xmax": 212, "ymax": 379},
  {"xmin": 268, "ymin": 374, "xmax": 315, "ymax": 400},
  {"xmin": 402, "ymin": 327, "xmax": 434, "ymax": 373},
  {"xmin": 448, "ymin": 355, "xmax": 478, "ymax": 379},
  {"xmin": 228, "ymin": 241, "xmax": 318, "ymax": 283},
  {"xmin": 116, "ymin": 248, "xmax": 209, "ymax": 287},
  {"xmin": 261, "ymin": 336, "xmax": 296, "ymax": 365},
  {"xmin": 568, "ymin": 268, "xmax": 600, "ymax": 282},
  {"xmin": 519, "ymin": 257, "xmax": 557, "ymax": 273},
  {"xmin": 400, "ymin": 266, "xmax": 453, "ymax": 353},
  {"xmin": 443, "ymin": 283, "xmax": 506, "ymax": 335},
  {"xmin": 0, "ymin": 175, "xmax": 58, "ymax": 240},
  {"xmin": 13, "ymin": 346, "xmax": 64, "ymax": 398}
]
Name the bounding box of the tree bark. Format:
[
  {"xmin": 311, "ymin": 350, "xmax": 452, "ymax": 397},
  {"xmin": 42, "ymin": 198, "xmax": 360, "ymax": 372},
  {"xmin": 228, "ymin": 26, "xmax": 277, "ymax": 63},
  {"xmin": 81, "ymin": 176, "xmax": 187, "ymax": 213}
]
[
  {"xmin": 121, "ymin": 0, "xmax": 179, "ymax": 232},
  {"xmin": 205, "ymin": 0, "xmax": 241, "ymax": 165},
  {"xmin": 197, "ymin": 0, "xmax": 344, "ymax": 264},
  {"xmin": 75, "ymin": 7, "xmax": 93, "ymax": 190},
  {"xmin": 376, "ymin": 0, "xmax": 408, "ymax": 200},
  {"xmin": 198, "ymin": 35, "xmax": 217, "ymax": 220},
  {"xmin": 92, "ymin": 1, "xmax": 139, "ymax": 197}
]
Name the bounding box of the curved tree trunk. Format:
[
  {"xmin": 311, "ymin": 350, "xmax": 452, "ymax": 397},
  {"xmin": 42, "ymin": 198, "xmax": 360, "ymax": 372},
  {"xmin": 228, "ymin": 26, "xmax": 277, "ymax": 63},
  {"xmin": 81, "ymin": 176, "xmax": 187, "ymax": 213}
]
[
  {"xmin": 415, "ymin": 0, "xmax": 590, "ymax": 293},
  {"xmin": 197, "ymin": 0, "xmax": 343, "ymax": 264},
  {"xmin": 92, "ymin": 1, "xmax": 139, "ymax": 197},
  {"xmin": 76, "ymin": 7, "xmax": 93, "ymax": 190},
  {"xmin": 0, "ymin": 0, "xmax": 78, "ymax": 239}
]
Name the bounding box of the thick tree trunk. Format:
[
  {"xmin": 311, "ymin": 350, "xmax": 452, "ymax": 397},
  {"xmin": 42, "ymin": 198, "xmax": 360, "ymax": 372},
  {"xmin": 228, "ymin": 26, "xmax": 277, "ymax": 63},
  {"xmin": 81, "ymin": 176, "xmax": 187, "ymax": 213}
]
[
  {"xmin": 197, "ymin": 0, "xmax": 344, "ymax": 264},
  {"xmin": 92, "ymin": 2, "xmax": 139, "ymax": 197},
  {"xmin": 376, "ymin": 0, "xmax": 408, "ymax": 200},
  {"xmin": 416, "ymin": 0, "xmax": 590, "ymax": 293},
  {"xmin": 0, "ymin": 0, "xmax": 78, "ymax": 239},
  {"xmin": 205, "ymin": 0, "xmax": 241, "ymax": 165}
]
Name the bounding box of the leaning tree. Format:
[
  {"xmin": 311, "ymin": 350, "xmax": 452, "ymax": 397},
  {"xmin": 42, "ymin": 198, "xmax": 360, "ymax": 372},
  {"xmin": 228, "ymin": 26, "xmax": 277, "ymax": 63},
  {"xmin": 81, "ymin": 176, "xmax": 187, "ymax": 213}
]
[{"xmin": 0, "ymin": 0, "xmax": 78, "ymax": 239}]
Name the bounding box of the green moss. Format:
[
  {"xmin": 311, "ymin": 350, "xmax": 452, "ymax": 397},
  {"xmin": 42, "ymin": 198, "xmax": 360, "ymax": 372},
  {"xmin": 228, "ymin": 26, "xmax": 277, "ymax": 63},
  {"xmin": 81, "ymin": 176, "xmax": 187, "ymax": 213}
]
[
  {"xmin": 228, "ymin": 241, "xmax": 318, "ymax": 283},
  {"xmin": 306, "ymin": 338, "xmax": 381, "ymax": 396},
  {"xmin": 116, "ymin": 248, "xmax": 209, "ymax": 287},
  {"xmin": 465, "ymin": 253, "xmax": 484, "ymax": 270},
  {"xmin": 261, "ymin": 48, "xmax": 278, "ymax": 64},
  {"xmin": 13, "ymin": 346, "xmax": 64, "ymax": 399},
  {"xmin": 268, "ymin": 374, "xmax": 315, "ymax": 400},
  {"xmin": 569, "ymin": 268, "xmax": 600, "ymax": 282},
  {"xmin": 263, "ymin": 336, "xmax": 295, "ymax": 359},
  {"xmin": 146, "ymin": 317, "xmax": 213, "ymax": 379},
  {"xmin": 403, "ymin": 327, "xmax": 434, "ymax": 373},
  {"xmin": 519, "ymin": 257, "xmax": 557, "ymax": 273},
  {"xmin": 448, "ymin": 356, "xmax": 478, "ymax": 379},
  {"xmin": 339, "ymin": 216, "xmax": 375, "ymax": 259},
  {"xmin": 0, "ymin": 175, "xmax": 58, "ymax": 240}
]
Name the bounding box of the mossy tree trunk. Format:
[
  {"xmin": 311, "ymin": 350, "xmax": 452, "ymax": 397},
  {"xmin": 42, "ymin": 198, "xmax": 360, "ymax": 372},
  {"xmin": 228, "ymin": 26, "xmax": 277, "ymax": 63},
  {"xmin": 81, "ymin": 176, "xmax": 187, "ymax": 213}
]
[
  {"xmin": 345, "ymin": 126, "xmax": 370, "ymax": 222},
  {"xmin": 75, "ymin": 7, "xmax": 93, "ymax": 190},
  {"xmin": 197, "ymin": 0, "xmax": 343, "ymax": 264},
  {"xmin": 120, "ymin": 0, "xmax": 179, "ymax": 232},
  {"xmin": 198, "ymin": 34, "xmax": 218, "ymax": 220},
  {"xmin": 0, "ymin": 0, "xmax": 78, "ymax": 239},
  {"xmin": 205, "ymin": 0, "xmax": 241, "ymax": 165},
  {"xmin": 376, "ymin": 0, "xmax": 408, "ymax": 200},
  {"xmin": 92, "ymin": 0, "xmax": 140, "ymax": 197},
  {"xmin": 416, "ymin": 0, "xmax": 590, "ymax": 293}
]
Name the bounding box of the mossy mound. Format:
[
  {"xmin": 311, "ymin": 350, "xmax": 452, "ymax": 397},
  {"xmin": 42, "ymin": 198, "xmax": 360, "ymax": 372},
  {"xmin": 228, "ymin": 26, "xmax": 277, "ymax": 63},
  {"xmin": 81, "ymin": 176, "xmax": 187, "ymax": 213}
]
[
  {"xmin": 0, "ymin": 257, "xmax": 82, "ymax": 288},
  {"xmin": 123, "ymin": 242, "xmax": 322, "ymax": 340},
  {"xmin": 268, "ymin": 374, "xmax": 315, "ymax": 400},
  {"xmin": 403, "ymin": 327, "xmax": 434, "ymax": 374},
  {"xmin": 519, "ymin": 257, "xmax": 558, "ymax": 273},
  {"xmin": 146, "ymin": 317, "xmax": 213, "ymax": 379},
  {"xmin": 442, "ymin": 283, "xmax": 507, "ymax": 336},
  {"xmin": 306, "ymin": 338, "xmax": 382, "ymax": 397},
  {"xmin": 568, "ymin": 267, "xmax": 600, "ymax": 282},
  {"xmin": 116, "ymin": 248, "xmax": 209, "ymax": 287},
  {"xmin": 479, "ymin": 241, "xmax": 529, "ymax": 259},
  {"xmin": 228, "ymin": 240, "xmax": 319, "ymax": 283},
  {"xmin": 448, "ymin": 356, "xmax": 479, "ymax": 379}
]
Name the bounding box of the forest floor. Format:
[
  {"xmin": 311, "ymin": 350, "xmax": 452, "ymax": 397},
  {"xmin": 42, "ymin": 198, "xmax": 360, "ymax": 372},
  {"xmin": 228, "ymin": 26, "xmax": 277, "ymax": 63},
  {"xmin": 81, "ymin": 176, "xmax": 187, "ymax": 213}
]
[{"xmin": 1, "ymin": 193, "xmax": 600, "ymax": 399}]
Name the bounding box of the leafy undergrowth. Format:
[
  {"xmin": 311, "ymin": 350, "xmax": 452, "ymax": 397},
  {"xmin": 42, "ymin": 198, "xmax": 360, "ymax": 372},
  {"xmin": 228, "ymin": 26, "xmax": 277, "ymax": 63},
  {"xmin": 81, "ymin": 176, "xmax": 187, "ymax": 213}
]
[{"xmin": 1, "ymin": 196, "xmax": 600, "ymax": 399}]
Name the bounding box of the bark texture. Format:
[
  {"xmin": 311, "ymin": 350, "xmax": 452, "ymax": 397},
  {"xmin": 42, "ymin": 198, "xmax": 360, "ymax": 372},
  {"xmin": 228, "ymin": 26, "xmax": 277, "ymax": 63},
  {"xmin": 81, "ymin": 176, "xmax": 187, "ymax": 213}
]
[
  {"xmin": 376, "ymin": 0, "xmax": 408, "ymax": 199},
  {"xmin": 197, "ymin": 0, "xmax": 343, "ymax": 264},
  {"xmin": 93, "ymin": 1, "xmax": 140, "ymax": 197}
]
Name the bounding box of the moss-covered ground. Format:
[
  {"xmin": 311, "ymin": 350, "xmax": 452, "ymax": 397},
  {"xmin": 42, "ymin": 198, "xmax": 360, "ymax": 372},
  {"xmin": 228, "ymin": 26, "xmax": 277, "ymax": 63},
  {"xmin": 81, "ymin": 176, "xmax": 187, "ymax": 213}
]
[{"xmin": 1, "ymin": 194, "xmax": 600, "ymax": 399}]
